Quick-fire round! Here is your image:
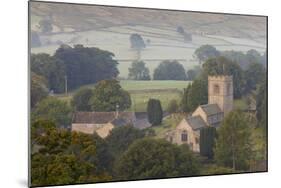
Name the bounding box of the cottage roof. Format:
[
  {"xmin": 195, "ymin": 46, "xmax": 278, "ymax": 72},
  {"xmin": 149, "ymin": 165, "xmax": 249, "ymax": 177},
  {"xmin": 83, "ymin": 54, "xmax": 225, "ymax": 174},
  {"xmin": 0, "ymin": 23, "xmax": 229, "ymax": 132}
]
[
  {"xmin": 111, "ymin": 118, "xmax": 128, "ymax": 127},
  {"xmin": 185, "ymin": 115, "xmax": 207, "ymax": 130},
  {"xmin": 72, "ymin": 112, "xmax": 135, "ymax": 124},
  {"xmin": 199, "ymin": 104, "xmax": 222, "ymax": 116}
]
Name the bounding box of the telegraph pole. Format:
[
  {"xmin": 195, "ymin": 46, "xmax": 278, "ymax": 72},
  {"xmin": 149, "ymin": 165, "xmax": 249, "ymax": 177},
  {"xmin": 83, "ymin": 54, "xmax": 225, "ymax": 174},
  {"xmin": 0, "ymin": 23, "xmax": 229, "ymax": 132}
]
[{"xmin": 65, "ymin": 75, "xmax": 68, "ymax": 95}]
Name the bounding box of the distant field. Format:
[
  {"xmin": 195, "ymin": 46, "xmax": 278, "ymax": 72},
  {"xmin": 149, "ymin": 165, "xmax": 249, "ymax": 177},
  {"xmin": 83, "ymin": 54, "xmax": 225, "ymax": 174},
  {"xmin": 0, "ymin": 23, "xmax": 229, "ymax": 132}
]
[{"xmin": 55, "ymin": 80, "xmax": 191, "ymax": 112}]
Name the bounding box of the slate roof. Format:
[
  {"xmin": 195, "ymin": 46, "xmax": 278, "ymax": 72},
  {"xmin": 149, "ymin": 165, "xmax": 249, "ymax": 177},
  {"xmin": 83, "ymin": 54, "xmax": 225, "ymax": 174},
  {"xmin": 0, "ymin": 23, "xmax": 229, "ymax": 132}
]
[
  {"xmin": 185, "ymin": 115, "xmax": 207, "ymax": 130},
  {"xmin": 110, "ymin": 118, "xmax": 128, "ymax": 127},
  {"xmin": 200, "ymin": 104, "xmax": 222, "ymax": 116},
  {"xmin": 72, "ymin": 112, "xmax": 135, "ymax": 124}
]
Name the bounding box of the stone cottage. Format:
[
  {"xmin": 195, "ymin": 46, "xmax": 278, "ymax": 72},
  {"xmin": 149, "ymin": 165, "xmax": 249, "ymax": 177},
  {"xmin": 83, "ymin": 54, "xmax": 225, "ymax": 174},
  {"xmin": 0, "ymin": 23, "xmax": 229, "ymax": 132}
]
[{"xmin": 71, "ymin": 111, "xmax": 136, "ymax": 138}]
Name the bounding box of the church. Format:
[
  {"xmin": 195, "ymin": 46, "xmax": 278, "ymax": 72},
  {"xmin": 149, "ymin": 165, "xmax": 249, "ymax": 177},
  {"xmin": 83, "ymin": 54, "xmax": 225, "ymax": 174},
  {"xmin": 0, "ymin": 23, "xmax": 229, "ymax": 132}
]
[{"xmin": 166, "ymin": 75, "xmax": 233, "ymax": 152}]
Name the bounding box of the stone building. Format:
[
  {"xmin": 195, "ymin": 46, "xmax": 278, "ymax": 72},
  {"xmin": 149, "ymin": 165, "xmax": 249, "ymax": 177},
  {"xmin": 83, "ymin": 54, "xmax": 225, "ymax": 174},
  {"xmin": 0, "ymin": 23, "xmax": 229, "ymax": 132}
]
[
  {"xmin": 166, "ymin": 75, "xmax": 233, "ymax": 152},
  {"xmin": 71, "ymin": 111, "xmax": 136, "ymax": 138}
]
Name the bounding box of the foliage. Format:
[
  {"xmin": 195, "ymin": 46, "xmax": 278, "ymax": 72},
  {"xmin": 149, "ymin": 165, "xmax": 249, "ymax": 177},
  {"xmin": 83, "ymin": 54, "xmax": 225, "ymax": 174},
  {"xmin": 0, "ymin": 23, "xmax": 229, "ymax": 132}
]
[
  {"xmin": 153, "ymin": 60, "xmax": 187, "ymax": 80},
  {"xmin": 130, "ymin": 33, "xmax": 146, "ymax": 50},
  {"xmin": 167, "ymin": 99, "xmax": 179, "ymax": 114},
  {"xmin": 201, "ymin": 164, "xmax": 236, "ymax": 175},
  {"xmin": 31, "ymin": 53, "xmax": 66, "ymax": 93},
  {"xmin": 194, "ymin": 45, "xmax": 220, "ymax": 64},
  {"xmin": 90, "ymin": 79, "xmax": 131, "ymax": 111},
  {"xmin": 71, "ymin": 87, "xmax": 94, "ymax": 111},
  {"xmin": 202, "ymin": 56, "xmax": 245, "ymax": 98},
  {"xmin": 147, "ymin": 99, "xmax": 163, "ymax": 125},
  {"xmin": 244, "ymin": 62, "xmax": 266, "ymax": 94},
  {"xmin": 200, "ymin": 127, "xmax": 217, "ymax": 159},
  {"xmin": 31, "ymin": 72, "xmax": 48, "ymax": 109},
  {"xmin": 256, "ymin": 80, "xmax": 267, "ymax": 130},
  {"xmin": 181, "ymin": 78, "xmax": 208, "ymax": 112},
  {"xmin": 38, "ymin": 19, "xmax": 53, "ymax": 33},
  {"xmin": 106, "ymin": 125, "xmax": 145, "ymax": 159},
  {"xmin": 32, "ymin": 97, "xmax": 72, "ymax": 127},
  {"xmin": 114, "ymin": 138, "xmax": 200, "ymax": 180},
  {"xmin": 54, "ymin": 44, "xmax": 119, "ymax": 91},
  {"xmin": 128, "ymin": 61, "xmax": 150, "ymax": 80},
  {"xmin": 186, "ymin": 66, "xmax": 201, "ymax": 81},
  {"xmin": 214, "ymin": 110, "xmax": 253, "ymax": 170},
  {"xmin": 31, "ymin": 125, "xmax": 111, "ymax": 186}
]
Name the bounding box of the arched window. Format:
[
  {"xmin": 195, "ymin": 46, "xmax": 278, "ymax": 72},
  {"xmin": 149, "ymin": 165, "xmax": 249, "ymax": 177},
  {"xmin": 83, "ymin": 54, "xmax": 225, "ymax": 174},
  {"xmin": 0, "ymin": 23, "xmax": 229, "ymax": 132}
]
[
  {"xmin": 213, "ymin": 84, "xmax": 220, "ymax": 95},
  {"xmin": 181, "ymin": 130, "xmax": 188, "ymax": 142}
]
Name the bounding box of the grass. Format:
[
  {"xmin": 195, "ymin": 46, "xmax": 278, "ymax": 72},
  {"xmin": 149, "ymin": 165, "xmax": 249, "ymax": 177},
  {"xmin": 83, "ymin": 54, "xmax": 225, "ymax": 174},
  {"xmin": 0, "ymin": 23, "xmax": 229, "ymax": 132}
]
[{"xmin": 55, "ymin": 80, "xmax": 191, "ymax": 112}]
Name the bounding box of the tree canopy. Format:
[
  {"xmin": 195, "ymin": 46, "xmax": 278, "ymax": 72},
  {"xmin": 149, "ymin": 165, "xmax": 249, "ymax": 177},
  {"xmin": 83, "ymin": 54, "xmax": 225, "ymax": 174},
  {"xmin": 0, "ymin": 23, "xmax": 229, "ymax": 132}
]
[
  {"xmin": 128, "ymin": 60, "xmax": 150, "ymax": 80},
  {"xmin": 130, "ymin": 33, "xmax": 146, "ymax": 50},
  {"xmin": 153, "ymin": 60, "xmax": 187, "ymax": 80},
  {"xmin": 90, "ymin": 79, "xmax": 131, "ymax": 112},
  {"xmin": 194, "ymin": 45, "xmax": 220, "ymax": 64},
  {"xmin": 71, "ymin": 87, "xmax": 94, "ymax": 111},
  {"xmin": 54, "ymin": 44, "xmax": 119, "ymax": 91},
  {"xmin": 31, "ymin": 72, "xmax": 48, "ymax": 109},
  {"xmin": 147, "ymin": 99, "xmax": 163, "ymax": 125},
  {"xmin": 114, "ymin": 138, "xmax": 200, "ymax": 180},
  {"xmin": 214, "ymin": 110, "xmax": 253, "ymax": 170}
]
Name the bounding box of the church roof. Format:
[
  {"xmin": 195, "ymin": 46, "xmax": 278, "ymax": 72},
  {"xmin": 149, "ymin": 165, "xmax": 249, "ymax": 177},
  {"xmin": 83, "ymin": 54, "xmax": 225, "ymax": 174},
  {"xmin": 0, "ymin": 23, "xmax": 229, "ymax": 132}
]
[
  {"xmin": 72, "ymin": 111, "xmax": 135, "ymax": 124},
  {"xmin": 200, "ymin": 104, "xmax": 222, "ymax": 116},
  {"xmin": 185, "ymin": 115, "xmax": 207, "ymax": 130}
]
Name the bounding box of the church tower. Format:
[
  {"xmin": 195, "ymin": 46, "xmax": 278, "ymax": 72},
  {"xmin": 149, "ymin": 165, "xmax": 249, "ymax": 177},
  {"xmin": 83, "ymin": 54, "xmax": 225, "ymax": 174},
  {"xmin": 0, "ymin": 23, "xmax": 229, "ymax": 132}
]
[{"xmin": 208, "ymin": 75, "xmax": 233, "ymax": 116}]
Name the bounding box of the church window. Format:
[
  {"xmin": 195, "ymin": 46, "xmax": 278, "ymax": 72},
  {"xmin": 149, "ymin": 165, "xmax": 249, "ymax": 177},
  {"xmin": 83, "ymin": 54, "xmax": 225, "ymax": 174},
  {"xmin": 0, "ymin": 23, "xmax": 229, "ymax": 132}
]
[
  {"xmin": 213, "ymin": 84, "xmax": 220, "ymax": 95},
  {"xmin": 181, "ymin": 131, "xmax": 188, "ymax": 142}
]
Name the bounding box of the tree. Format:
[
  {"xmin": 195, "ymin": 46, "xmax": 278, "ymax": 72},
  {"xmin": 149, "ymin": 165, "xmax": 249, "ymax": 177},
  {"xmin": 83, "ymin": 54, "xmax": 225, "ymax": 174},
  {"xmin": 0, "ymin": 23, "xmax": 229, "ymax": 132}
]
[
  {"xmin": 54, "ymin": 44, "xmax": 119, "ymax": 91},
  {"xmin": 153, "ymin": 60, "xmax": 187, "ymax": 80},
  {"xmin": 130, "ymin": 33, "xmax": 146, "ymax": 50},
  {"xmin": 128, "ymin": 61, "xmax": 150, "ymax": 80},
  {"xmin": 244, "ymin": 62, "xmax": 266, "ymax": 94},
  {"xmin": 72, "ymin": 87, "xmax": 94, "ymax": 111},
  {"xmin": 106, "ymin": 125, "xmax": 145, "ymax": 159},
  {"xmin": 38, "ymin": 19, "xmax": 53, "ymax": 33},
  {"xmin": 200, "ymin": 127, "xmax": 217, "ymax": 159},
  {"xmin": 167, "ymin": 99, "xmax": 178, "ymax": 115},
  {"xmin": 114, "ymin": 138, "xmax": 199, "ymax": 180},
  {"xmin": 147, "ymin": 99, "xmax": 163, "ymax": 125},
  {"xmin": 194, "ymin": 45, "xmax": 220, "ymax": 64},
  {"xmin": 181, "ymin": 78, "xmax": 208, "ymax": 112},
  {"xmin": 202, "ymin": 56, "xmax": 245, "ymax": 98},
  {"xmin": 256, "ymin": 80, "xmax": 267, "ymax": 129},
  {"xmin": 32, "ymin": 97, "xmax": 72, "ymax": 127},
  {"xmin": 31, "ymin": 53, "xmax": 65, "ymax": 93},
  {"xmin": 31, "ymin": 72, "xmax": 48, "ymax": 109},
  {"xmin": 214, "ymin": 110, "xmax": 253, "ymax": 170},
  {"xmin": 90, "ymin": 79, "xmax": 131, "ymax": 111}
]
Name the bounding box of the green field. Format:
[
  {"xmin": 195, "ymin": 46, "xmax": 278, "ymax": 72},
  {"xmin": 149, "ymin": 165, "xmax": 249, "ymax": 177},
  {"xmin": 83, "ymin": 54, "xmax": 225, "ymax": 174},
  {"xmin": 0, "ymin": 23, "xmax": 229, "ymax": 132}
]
[{"xmin": 56, "ymin": 80, "xmax": 191, "ymax": 112}]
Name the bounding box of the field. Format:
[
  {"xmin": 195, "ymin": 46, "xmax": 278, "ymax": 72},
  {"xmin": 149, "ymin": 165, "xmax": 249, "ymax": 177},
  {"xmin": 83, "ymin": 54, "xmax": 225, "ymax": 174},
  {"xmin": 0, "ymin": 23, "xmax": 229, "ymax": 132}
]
[{"xmin": 56, "ymin": 80, "xmax": 191, "ymax": 112}]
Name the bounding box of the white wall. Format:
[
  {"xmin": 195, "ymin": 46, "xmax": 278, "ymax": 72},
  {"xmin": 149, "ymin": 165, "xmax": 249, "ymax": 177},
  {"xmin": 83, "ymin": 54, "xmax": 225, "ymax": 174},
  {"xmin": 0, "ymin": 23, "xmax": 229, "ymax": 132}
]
[{"xmin": 0, "ymin": 0, "xmax": 279, "ymax": 188}]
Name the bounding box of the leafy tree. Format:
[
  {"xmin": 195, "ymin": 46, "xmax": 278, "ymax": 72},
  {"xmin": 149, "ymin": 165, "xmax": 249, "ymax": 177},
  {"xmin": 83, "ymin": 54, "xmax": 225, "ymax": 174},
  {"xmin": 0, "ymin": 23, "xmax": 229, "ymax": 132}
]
[
  {"xmin": 128, "ymin": 60, "xmax": 150, "ymax": 80},
  {"xmin": 167, "ymin": 99, "xmax": 178, "ymax": 114},
  {"xmin": 194, "ymin": 45, "xmax": 220, "ymax": 64},
  {"xmin": 176, "ymin": 26, "xmax": 185, "ymax": 34},
  {"xmin": 200, "ymin": 127, "xmax": 217, "ymax": 159},
  {"xmin": 38, "ymin": 19, "xmax": 53, "ymax": 33},
  {"xmin": 54, "ymin": 44, "xmax": 119, "ymax": 90},
  {"xmin": 214, "ymin": 110, "xmax": 253, "ymax": 170},
  {"xmin": 31, "ymin": 72, "xmax": 48, "ymax": 109},
  {"xmin": 31, "ymin": 53, "xmax": 65, "ymax": 93},
  {"xmin": 147, "ymin": 99, "xmax": 163, "ymax": 125},
  {"xmin": 181, "ymin": 78, "xmax": 208, "ymax": 112},
  {"xmin": 106, "ymin": 125, "xmax": 145, "ymax": 159},
  {"xmin": 32, "ymin": 97, "xmax": 72, "ymax": 127},
  {"xmin": 244, "ymin": 62, "xmax": 266, "ymax": 93},
  {"xmin": 153, "ymin": 60, "xmax": 187, "ymax": 80},
  {"xmin": 202, "ymin": 56, "xmax": 245, "ymax": 98},
  {"xmin": 256, "ymin": 80, "xmax": 267, "ymax": 130},
  {"xmin": 72, "ymin": 87, "xmax": 94, "ymax": 111},
  {"xmin": 114, "ymin": 138, "xmax": 199, "ymax": 180},
  {"xmin": 90, "ymin": 79, "xmax": 131, "ymax": 111},
  {"xmin": 130, "ymin": 33, "xmax": 146, "ymax": 50}
]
